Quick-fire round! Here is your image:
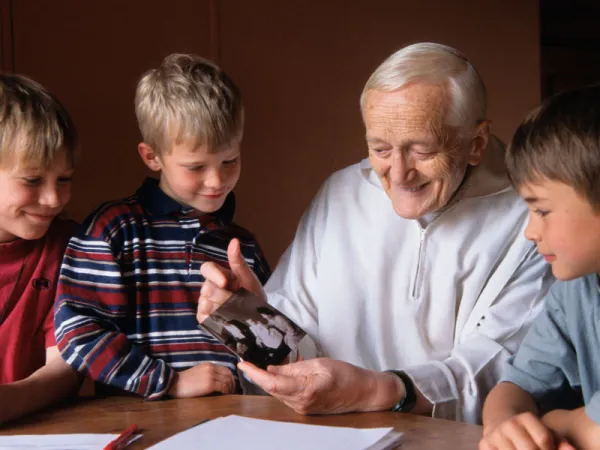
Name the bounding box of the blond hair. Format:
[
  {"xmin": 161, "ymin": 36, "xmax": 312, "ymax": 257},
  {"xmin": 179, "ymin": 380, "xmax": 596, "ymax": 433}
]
[
  {"xmin": 360, "ymin": 42, "xmax": 487, "ymax": 131},
  {"xmin": 506, "ymin": 84, "xmax": 600, "ymax": 210},
  {"xmin": 0, "ymin": 73, "xmax": 77, "ymax": 169},
  {"xmin": 135, "ymin": 53, "xmax": 244, "ymax": 154}
]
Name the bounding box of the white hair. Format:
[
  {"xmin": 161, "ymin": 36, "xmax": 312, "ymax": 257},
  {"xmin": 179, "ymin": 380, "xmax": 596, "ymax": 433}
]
[{"xmin": 360, "ymin": 42, "xmax": 487, "ymax": 130}]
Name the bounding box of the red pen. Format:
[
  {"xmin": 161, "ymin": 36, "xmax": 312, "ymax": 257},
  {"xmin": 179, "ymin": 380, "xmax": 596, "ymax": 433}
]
[{"xmin": 104, "ymin": 423, "xmax": 139, "ymax": 450}]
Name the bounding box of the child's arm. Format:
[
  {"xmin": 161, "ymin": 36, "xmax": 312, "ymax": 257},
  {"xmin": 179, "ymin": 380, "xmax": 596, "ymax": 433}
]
[
  {"xmin": 480, "ymin": 284, "xmax": 580, "ymax": 449},
  {"xmin": 480, "ymin": 382, "xmax": 566, "ymax": 449},
  {"xmin": 483, "ymin": 381, "xmax": 540, "ymax": 433},
  {"xmin": 0, "ymin": 347, "xmax": 80, "ymax": 424},
  {"xmin": 543, "ymin": 405, "xmax": 600, "ymax": 449},
  {"xmin": 55, "ymin": 233, "xmax": 235, "ymax": 399},
  {"xmin": 481, "ymin": 383, "xmax": 575, "ymax": 449}
]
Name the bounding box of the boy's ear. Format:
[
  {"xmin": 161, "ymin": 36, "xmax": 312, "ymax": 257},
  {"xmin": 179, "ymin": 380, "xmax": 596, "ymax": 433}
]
[
  {"xmin": 138, "ymin": 143, "xmax": 162, "ymax": 172},
  {"xmin": 467, "ymin": 120, "xmax": 490, "ymax": 166}
]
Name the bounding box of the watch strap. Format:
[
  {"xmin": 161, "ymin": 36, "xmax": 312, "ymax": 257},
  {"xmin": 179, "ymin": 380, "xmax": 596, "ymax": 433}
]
[{"xmin": 386, "ymin": 370, "xmax": 417, "ymax": 412}]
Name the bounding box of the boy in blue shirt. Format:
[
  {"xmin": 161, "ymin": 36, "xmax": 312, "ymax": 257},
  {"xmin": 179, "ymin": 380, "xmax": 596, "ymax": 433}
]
[{"xmin": 480, "ymin": 85, "xmax": 600, "ymax": 449}]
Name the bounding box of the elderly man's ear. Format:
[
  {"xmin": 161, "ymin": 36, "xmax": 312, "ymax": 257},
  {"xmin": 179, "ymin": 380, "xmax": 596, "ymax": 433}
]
[{"xmin": 467, "ymin": 120, "xmax": 491, "ymax": 166}]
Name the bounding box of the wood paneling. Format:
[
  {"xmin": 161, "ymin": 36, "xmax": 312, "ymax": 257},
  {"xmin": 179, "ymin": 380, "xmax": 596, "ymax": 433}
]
[
  {"xmin": 11, "ymin": 0, "xmax": 214, "ymax": 220},
  {"xmin": 220, "ymin": 0, "xmax": 541, "ymax": 263},
  {"xmin": 0, "ymin": 0, "xmax": 13, "ymax": 72},
  {"xmin": 7, "ymin": 1, "xmax": 541, "ymax": 265}
]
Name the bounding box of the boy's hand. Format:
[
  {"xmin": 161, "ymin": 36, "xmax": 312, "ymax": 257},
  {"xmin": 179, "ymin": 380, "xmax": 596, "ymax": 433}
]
[
  {"xmin": 168, "ymin": 362, "xmax": 236, "ymax": 398},
  {"xmin": 543, "ymin": 408, "xmax": 600, "ymax": 450},
  {"xmin": 197, "ymin": 238, "xmax": 266, "ymax": 323},
  {"xmin": 479, "ymin": 412, "xmax": 574, "ymax": 450}
]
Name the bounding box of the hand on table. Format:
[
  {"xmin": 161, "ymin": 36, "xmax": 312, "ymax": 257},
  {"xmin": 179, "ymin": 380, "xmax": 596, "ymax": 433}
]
[
  {"xmin": 238, "ymin": 357, "xmax": 404, "ymax": 415},
  {"xmin": 197, "ymin": 238, "xmax": 266, "ymax": 323},
  {"xmin": 168, "ymin": 362, "xmax": 236, "ymax": 398},
  {"xmin": 479, "ymin": 412, "xmax": 575, "ymax": 450},
  {"xmin": 542, "ymin": 408, "xmax": 600, "ymax": 450}
]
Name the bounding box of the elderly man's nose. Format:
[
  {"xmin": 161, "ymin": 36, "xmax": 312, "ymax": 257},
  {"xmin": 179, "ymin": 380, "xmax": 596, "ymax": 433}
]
[{"xmin": 390, "ymin": 153, "xmax": 413, "ymax": 182}]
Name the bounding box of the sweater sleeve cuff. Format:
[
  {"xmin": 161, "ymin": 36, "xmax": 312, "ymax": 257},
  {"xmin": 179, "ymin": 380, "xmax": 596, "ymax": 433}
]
[
  {"xmin": 402, "ymin": 361, "xmax": 460, "ymax": 419},
  {"xmin": 145, "ymin": 362, "xmax": 177, "ymax": 400}
]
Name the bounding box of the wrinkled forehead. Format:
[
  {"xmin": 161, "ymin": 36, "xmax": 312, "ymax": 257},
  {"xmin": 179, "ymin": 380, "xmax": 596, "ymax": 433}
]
[
  {"xmin": 362, "ymin": 84, "xmax": 450, "ymax": 140},
  {"xmin": 363, "ymin": 87, "xmax": 462, "ymax": 149}
]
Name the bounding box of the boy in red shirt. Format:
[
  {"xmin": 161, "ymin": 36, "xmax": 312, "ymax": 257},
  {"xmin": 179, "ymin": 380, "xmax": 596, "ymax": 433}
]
[{"xmin": 0, "ymin": 73, "xmax": 80, "ymax": 423}]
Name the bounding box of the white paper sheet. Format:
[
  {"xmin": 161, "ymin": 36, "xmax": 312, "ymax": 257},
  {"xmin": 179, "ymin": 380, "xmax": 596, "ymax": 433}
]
[
  {"xmin": 0, "ymin": 433, "xmax": 118, "ymax": 450},
  {"xmin": 148, "ymin": 415, "xmax": 402, "ymax": 450}
]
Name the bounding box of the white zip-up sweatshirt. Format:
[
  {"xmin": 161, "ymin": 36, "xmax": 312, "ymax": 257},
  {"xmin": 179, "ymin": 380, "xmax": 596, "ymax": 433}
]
[{"xmin": 266, "ymin": 142, "xmax": 554, "ymax": 424}]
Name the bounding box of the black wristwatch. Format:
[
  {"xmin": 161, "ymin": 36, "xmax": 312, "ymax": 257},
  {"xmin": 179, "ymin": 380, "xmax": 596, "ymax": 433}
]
[{"xmin": 387, "ymin": 370, "xmax": 417, "ymax": 412}]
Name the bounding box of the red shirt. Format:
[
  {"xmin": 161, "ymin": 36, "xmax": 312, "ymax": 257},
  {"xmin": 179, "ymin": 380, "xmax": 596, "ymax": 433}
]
[{"xmin": 0, "ymin": 218, "xmax": 75, "ymax": 384}]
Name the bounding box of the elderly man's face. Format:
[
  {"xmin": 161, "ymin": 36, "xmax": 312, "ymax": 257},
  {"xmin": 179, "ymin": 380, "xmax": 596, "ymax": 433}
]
[{"xmin": 364, "ymin": 84, "xmax": 484, "ymax": 219}]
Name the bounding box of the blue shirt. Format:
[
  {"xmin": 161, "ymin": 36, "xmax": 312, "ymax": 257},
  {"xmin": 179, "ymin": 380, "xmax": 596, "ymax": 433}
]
[{"xmin": 501, "ymin": 273, "xmax": 600, "ymax": 423}]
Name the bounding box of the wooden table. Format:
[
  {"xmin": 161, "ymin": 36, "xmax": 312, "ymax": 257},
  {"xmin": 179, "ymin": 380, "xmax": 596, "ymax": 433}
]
[{"xmin": 0, "ymin": 395, "xmax": 482, "ymax": 448}]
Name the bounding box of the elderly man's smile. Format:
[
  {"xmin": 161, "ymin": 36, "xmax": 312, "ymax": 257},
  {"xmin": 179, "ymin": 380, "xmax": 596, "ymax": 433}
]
[{"xmin": 396, "ymin": 183, "xmax": 429, "ymax": 193}]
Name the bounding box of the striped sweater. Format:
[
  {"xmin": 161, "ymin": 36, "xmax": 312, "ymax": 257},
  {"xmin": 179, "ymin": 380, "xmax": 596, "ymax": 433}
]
[{"xmin": 55, "ymin": 178, "xmax": 270, "ymax": 399}]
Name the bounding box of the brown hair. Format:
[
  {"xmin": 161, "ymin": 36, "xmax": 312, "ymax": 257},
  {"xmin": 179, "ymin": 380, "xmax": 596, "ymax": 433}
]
[
  {"xmin": 0, "ymin": 73, "xmax": 77, "ymax": 169},
  {"xmin": 506, "ymin": 84, "xmax": 600, "ymax": 209},
  {"xmin": 135, "ymin": 53, "xmax": 244, "ymax": 154}
]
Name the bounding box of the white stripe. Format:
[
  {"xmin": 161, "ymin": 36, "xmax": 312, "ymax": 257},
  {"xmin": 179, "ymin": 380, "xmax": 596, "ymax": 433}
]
[
  {"xmin": 61, "ymin": 264, "xmax": 121, "ymax": 278},
  {"xmin": 63, "ymin": 264, "xmax": 195, "ymax": 278},
  {"xmin": 127, "ymin": 330, "xmax": 204, "ymax": 339},
  {"xmin": 169, "ymin": 361, "xmax": 237, "ymax": 370},
  {"xmin": 59, "ymin": 275, "xmax": 125, "ymax": 289},
  {"xmin": 54, "ymin": 314, "xmax": 84, "ymax": 337},
  {"xmin": 70, "ymin": 237, "xmax": 110, "ymax": 248},
  {"xmin": 123, "ymin": 237, "xmax": 188, "ymax": 246}
]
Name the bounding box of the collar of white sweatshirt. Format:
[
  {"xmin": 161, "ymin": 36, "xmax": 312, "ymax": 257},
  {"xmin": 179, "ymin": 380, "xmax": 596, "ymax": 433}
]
[{"xmin": 265, "ymin": 137, "xmax": 554, "ymax": 423}]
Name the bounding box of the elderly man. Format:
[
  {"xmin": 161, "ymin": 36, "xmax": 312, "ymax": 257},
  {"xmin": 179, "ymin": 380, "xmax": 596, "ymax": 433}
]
[{"xmin": 197, "ymin": 42, "xmax": 553, "ymax": 424}]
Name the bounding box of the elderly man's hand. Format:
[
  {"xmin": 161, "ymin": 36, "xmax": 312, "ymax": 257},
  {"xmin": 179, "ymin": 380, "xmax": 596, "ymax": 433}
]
[
  {"xmin": 238, "ymin": 358, "xmax": 404, "ymax": 415},
  {"xmin": 197, "ymin": 238, "xmax": 266, "ymax": 323}
]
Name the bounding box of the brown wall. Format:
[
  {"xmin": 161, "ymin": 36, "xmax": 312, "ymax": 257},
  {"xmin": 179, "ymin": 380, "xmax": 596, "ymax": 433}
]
[{"xmin": 0, "ymin": 0, "xmax": 540, "ymax": 267}]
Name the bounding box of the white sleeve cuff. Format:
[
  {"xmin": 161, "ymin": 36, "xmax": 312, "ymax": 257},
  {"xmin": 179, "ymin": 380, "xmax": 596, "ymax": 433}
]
[{"xmin": 403, "ymin": 360, "xmax": 460, "ymax": 420}]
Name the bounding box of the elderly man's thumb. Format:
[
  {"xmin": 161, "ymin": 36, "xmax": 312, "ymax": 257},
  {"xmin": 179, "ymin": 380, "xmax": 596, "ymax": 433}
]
[
  {"xmin": 228, "ymin": 239, "xmax": 249, "ymax": 273},
  {"xmin": 227, "ymin": 238, "xmax": 263, "ymax": 295}
]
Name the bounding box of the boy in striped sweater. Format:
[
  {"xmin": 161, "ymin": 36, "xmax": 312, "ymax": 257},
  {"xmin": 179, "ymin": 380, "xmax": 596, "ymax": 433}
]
[{"xmin": 54, "ymin": 54, "xmax": 270, "ymax": 400}]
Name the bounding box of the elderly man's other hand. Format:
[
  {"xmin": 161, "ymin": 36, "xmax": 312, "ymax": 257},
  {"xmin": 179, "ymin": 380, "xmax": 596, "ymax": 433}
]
[
  {"xmin": 197, "ymin": 238, "xmax": 266, "ymax": 323},
  {"xmin": 238, "ymin": 358, "xmax": 405, "ymax": 415}
]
